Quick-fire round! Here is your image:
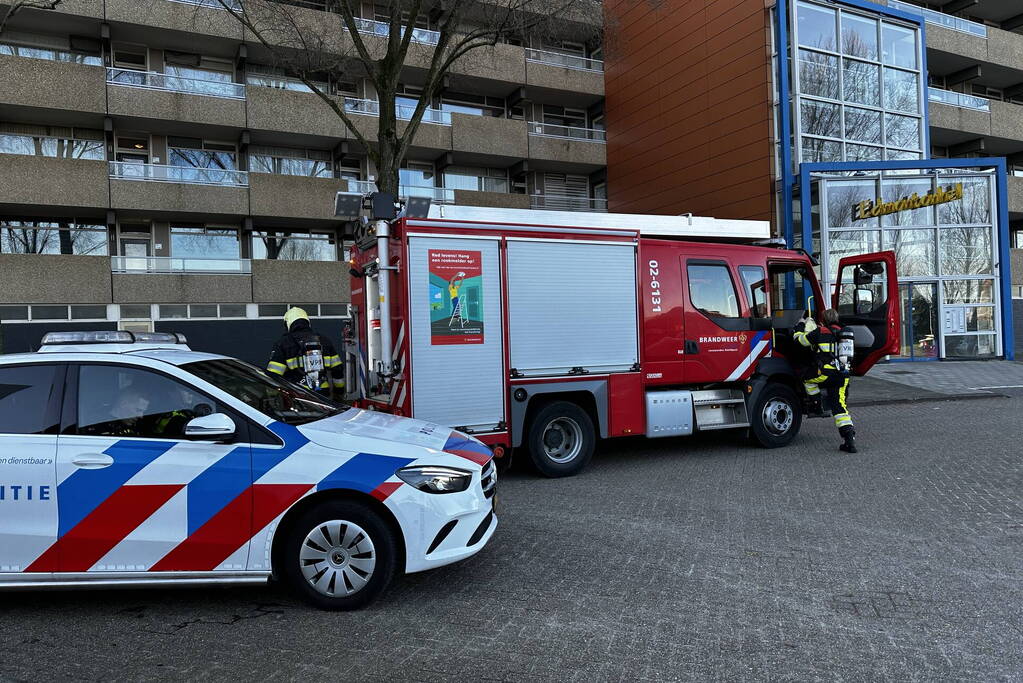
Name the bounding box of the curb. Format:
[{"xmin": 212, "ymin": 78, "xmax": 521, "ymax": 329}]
[{"xmin": 849, "ymin": 392, "xmax": 1009, "ymax": 408}]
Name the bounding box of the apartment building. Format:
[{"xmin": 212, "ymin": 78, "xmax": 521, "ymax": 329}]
[
  {"xmin": 606, "ymin": 0, "xmax": 1022, "ymax": 360},
  {"xmin": 0, "ymin": 0, "xmax": 605, "ymax": 361}
]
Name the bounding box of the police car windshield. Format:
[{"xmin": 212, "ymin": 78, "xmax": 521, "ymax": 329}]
[{"xmin": 182, "ymin": 358, "xmax": 346, "ymax": 425}]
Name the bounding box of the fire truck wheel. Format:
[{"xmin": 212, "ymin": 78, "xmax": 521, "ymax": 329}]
[
  {"xmin": 527, "ymin": 401, "xmax": 595, "ymax": 477},
  {"xmin": 749, "ymin": 383, "xmax": 802, "ymax": 448},
  {"xmin": 281, "ymin": 500, "xmax": 397, "ymax": 610}
]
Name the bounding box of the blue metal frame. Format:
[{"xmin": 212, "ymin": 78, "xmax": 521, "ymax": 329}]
[{"xmin": 799, "ymin": 158, "xmax": 1014, "ymax": 361}]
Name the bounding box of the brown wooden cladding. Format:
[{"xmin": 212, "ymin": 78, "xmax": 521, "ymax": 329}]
[{"xmin": 605, "ymin": 0, "xmax": 776, "ymax": 221}]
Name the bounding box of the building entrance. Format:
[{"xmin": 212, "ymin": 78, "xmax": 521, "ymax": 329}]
[{"xmin": 898, "ymin": 282, "xmax": 938, "ymax": 361}]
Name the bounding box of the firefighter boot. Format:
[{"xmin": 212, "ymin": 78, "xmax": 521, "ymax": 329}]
[{"xmin": 839, "ymin": 426, "xmax": 857, "ymax": 453}]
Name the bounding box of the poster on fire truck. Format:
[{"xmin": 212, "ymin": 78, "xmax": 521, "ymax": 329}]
[{"xmin": 429, "ymin": 249, "xmax": 484, "ymax": 345}]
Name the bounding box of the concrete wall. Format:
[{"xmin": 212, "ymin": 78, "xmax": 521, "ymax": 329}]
[
  {"xmin": 112, "ymin": 274, "xmax": 252, "ymax": 303},
  {"xmin": 0, "ymin": 55, "xmax": 106, "ymax": 114},
  {"xmin": 526, "ymin": 61, "xmax": 604, "ymax": 96},
  {"xmin": 528, "ymin": 134, "xmax": 606, "ymax": 168},
  {"xmin": 0, "ymin": 254, "xmax": 112, "ymax": 303},
  {"xmin": 251, "ymin": 260, "xmax": 349, "ymax": 303},
  {"xmin": 451, "ymin": 115, "xmax": 529, "ymax": 159},
  {"xmin": 0, "ymin": 155, "xmax": 108, "ymax": 210},
  {"xmin": 925, "ymin": 23, "xmax": 1023, "ymax": 74},
  {"xmin": 1009, "ymin": 177, "xmax": 1023, "ymax": 216},
  {"xmin": 1011, "ymin": 248, "xmax": 1023, "ymax": 286},
  {"xmin": 249, "ymin": 174, "xmax": 347, "ymax": 220},
  {"xmin": 107, "ymin": 86, "xmax": 247, "ymax": 129},
  {"xmin": 105, "ymin": 0, "xmax": 244, "ymax": 39},
  {"xmin": 246, "ymin": 87, "xmax": 350, "ymax": 139},
  {"xmin": 109, "ymin": 179, "xmax": 249, "ymax": 216},
  {"xmin": 452, "ymin": 190, "xmax": 531, "ymax": 209},
  {"xmin": 604, "ymin": 0, "xmax": 774, "ymax": 220}
]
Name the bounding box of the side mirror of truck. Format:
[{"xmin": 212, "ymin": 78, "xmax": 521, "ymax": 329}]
[{"xmin": 853, "ymin": 287, "xmax": 874, "ymax": 315}]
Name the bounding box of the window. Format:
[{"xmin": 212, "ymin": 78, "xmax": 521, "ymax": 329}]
[
  {"xmin": 252, "ymin": 231, "xmax": 337, "ymax": 261},
  {"xmin": 0, "ymin": 31, "xmax": 101, "ymax": 65},
  {"xmin": 76, "ymin": 365, "xmax": 223, "ymax": 440},
  {"xmin": 170, "ymin": 225, "xmax": 239, "ymax": 264},
  {"xmin": 768, "ymin": 264, "xmax": 818, "ymax": 319},
  {"xmin": 442, "ymin": 166, "xmax": 509, "ymax": 193},
  {"xmin": 797, "ymin": 2, "xmax": 837, "ymax": 51},
  {"xmin": 439, "ymin": 92, "xmax": 505, "ymax": 117},
  {"xmin": 687, "ymin": 263, "xmax": 740, "ymax": 319},
  {"xmin": 0, "ymin": 364, "xmax": 61, "ymax": 435},
  {"xmin": 400, "ymin": 162, "xmax": 435, "ymax": 190},
  {"xmin": 0, "ymin": 123, "xmax": 104, "ymax": 160},
  {"xmin": 183, "ymin": 358, "xmax": 342, "ymax": 425},
  {"xmin": 738, "ymin": 266, "xmax": 768, "ymax": 317},
  {"xmin": 249, "ymin": 145, "xmax": 331, "ymax": 178},
  {"xmin": 0, "ymin": 219, "xmax": 108, "ymax": 255},
  {"xmin": 168, "ymin": 137, "xmax": 237, "ymax": 170},
  {"xmin": 246, "ymin": 64, "xmax": 329, "ymax": 93}
]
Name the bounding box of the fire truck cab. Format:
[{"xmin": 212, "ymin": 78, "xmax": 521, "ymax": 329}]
[{"xmin": 345, "ymin": 205, "xmax": 899, "ymax": 477}]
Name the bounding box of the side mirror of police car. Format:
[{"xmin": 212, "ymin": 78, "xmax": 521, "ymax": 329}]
[{"xmin": 184, "ymin": 413, "xmax": 236, "ymax": 441}]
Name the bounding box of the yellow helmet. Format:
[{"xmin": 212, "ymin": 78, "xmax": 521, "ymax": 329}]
[{"xmin": 284, "ymin": 307, "xmax": 309, "ymax": 329}]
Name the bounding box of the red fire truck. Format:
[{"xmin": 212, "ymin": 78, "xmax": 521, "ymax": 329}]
[{"xmin": 344, "ymin": 205, "xmax": 899, "ymax": 477}]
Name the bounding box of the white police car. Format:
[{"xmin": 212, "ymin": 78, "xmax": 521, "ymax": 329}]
[{"xmin": 0, "ymin": 331, "xmax": 496, "ymax": 609}]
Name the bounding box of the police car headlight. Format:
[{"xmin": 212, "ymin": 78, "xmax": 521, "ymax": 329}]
[{"xmin": 396, "ymin": 466, "xmax": 472, "ymax": 494}]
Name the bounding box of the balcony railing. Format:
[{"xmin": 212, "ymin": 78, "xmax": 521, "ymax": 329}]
[
  {"xmin": 106, "ymin": 67, "xmax": 246, "ymax": 100},
  {"xmin": 525, "ymin": 48, "xmax": 603, "ymax": 72},
  {"xmin": 344, "ymin": 179, "xmax": 454, "ymax": 203},
  {"xmin": 354, "ymin": 17, "xmax": 440, "ymax": 45},
  {"xmin": 928, "ymin": 87, "xmax": 991, "ymax": 112},
  {"xmin": 110, "ymin": 161, "xmax": 249, "ymax": 187},
  {"xmin": 0, "ymin": 42, "xmax": 102, "ymax": 66},
  {"xmin": 167, "ymin": 0, "xmax": 242, "ymax": 9},
  {"xmin": 112, "ymin": 256, "xmax": 252, "ymax": 274},
  {"xmin": 342, "ymin": 96, "xmax": 453, "ymax": 125},
  {"xmin": 530, "ymin": 195, "xmax": 607, "ymax": 212},
  {"xmin": 528, "ymin": 122, "xmax": 607, "ymax": 142},
  {"xmin": 887, "ymin": 0, "xmax": 987, "ymax": 37}
]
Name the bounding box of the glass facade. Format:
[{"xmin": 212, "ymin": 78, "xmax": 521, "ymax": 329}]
[{"xmin": 793, "ymin": 1, "xmax": 924, "ymax": 167}]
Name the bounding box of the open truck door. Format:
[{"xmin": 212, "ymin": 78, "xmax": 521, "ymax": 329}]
[{"xmin": 832, "ymin": 251, "xmax": 900, "ymax": 375}]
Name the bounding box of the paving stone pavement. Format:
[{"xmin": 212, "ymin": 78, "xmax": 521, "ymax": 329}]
[
  {"xmin": 1, "ymin": 396, "xmax": 1021, "ymax": 682},
  {"xmin": 870, "ymin": 360, "xmax": 1023, "ymax": 396}
]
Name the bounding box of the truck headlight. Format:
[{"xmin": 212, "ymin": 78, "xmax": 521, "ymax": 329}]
[{"xmin": 396, "ymin": 466, "xmax": 472, "ymax": 494}]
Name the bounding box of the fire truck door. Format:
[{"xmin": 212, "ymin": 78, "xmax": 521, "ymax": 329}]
[
  {"xmin": 832, "ymin": 250, "xmax": 900, "ymax": 375},
  {"xmin": 407, "ymin": 237, "xmax": 505, "ymax": 432},
  {"xmin": 682, "ymin": 258, "xmax": 761, "ymax": 384}
]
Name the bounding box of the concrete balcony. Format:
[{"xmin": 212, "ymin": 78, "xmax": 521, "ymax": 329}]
[
  {"xmin": 251, "ymin": 259, "xmax": 350, "ymax": 303},
  {"xmin": 527, "ymin": 124, "xmax": 607, "ymax": 167},
  {"xmin": 929, "ymin": 99, "xmax": 1023, "ymax": 143},
  {"xmin": 0, "ymin": 155, "xmax": 108, "ymax": 210},
  {"xmin": 249, "ymin": 173, "xmax": 347, "ymax": 221},
  {"xmin": 1008, "ymin": 176, "xmax": 1023, "ymax": 217},
  {"xmin": 112, "ymin": 273, "xmax": 253, "ymax": 304},
  {"xmin": 106, "ymin": 70, "xmax": 246, "ymax": 128},
  {"xmin": 451, "ymin": 114, "xmax": 528, "ymax": 159},
  {"xmin": 0, "ymin": 254, "xmax": 112, "ymax": 303},
  {"xmin": 452, "ymin": 190, "xmax": 531, "ymax": 209},
  {"xmin": 104, "ymin": 0, "xmax": 244, "ymax": 39},
  {"xmin": 0, "ymin": 54, "xmax": 106, "ymax": 114},
  {"xmin": 245, "ymin": 86, "xmax": 348, "ymax": 138},
  {"xmin": 49, "ymin": 0, "xmax": 104, "ymax": 18},
  {"xmin": 921, "ymin": 20, "xmax": 1023, "ymax": 74},
  {"xmin": 526, "ymin": 58, "xmax": 604, "ymax": 97},
  {"xmin": 109, "ymin": 163, "xmax": 248, "ymax": 216},
  {"xmin": 1010, "ymin": 248, "xmax": 1023, "ymax": 286},
  {"xmin": 450, "ymin": 43, "xmax": 528, "ymax": 85}
]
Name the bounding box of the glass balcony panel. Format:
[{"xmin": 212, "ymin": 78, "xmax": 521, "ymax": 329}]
[
  {"xmin": 527, "ymin": 122, "xmax": 606, "ymax": 142},
  {"xmin": 927, "ymin": 87, "xmax": 989, "ymax": 112},
  {"xmin": 0, "ymin": 43, "xmax": 101, "ymax": 65},
  {"xmin": 106, "ymin": 67, "xmax": 245, "ymax": 99},
  {"xmin": 887, "ymin": 0, "xmax": 987, "ymax": 38},
  {"xmin": 109, "ymin": 161, "xmax": 248, "ymax": 186},
  {"xmin": 525, "ymin": 48, "xmax": 603, "ymax": 72},
  {"xmin": 111, "ymin": 255, "xmax": 251, "ymax": 273}
]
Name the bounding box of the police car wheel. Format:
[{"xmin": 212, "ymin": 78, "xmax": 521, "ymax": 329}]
[
  {"xmin": 749, "ymin": 383, "xmax": 802, "ymax": 448},
  {"xmin": 282, "ymin": 501, "xmax": 397, "ymax": 610},
  {"xmin": 527, "ymin": 401, "xmax": 595, "ymax": 478}
]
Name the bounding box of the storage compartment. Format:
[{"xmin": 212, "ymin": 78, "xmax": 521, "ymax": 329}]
[
  {"xmin": 692, "ymin": 389, "xmax": 749, "ymax": 431},
  {"xmin": 645, "ymin": 390, "xmax": 693, "ymax": 438}
]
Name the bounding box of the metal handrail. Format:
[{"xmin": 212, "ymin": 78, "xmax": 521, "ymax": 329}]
[
  {"xmin": 525, "ymin": 48, "xmax": 603, "ymax": 72},
  {"xmin": 109, "ymin": 161, "xmax": 249, "ymax": 186},
  {"xmin": 111, "ymin": 255, "xmax": 252, "ymax": 274},
  {"xmin": 887, "ymin": 0, "xmax": 987, "ymax": 37},
  {"xmin": 343, "ymin": 179, "xmax": 454, "ymax": 203},
  {"xmin": 528, "ymin": 122, "xmax": 607, "ymax": 142},
  {"xmin": 530, "ymin": 194, "xmax": 608, "ymax": 212},
  {"xmin": 353, "ymin": 17, "xmax": 440, "ymax": 45},
  {"xmin": 166, "ymin": 0, "xmax": 242, "ymax": 9},
  {"xmin": 342, "ymin": 96, "xmax": 452, "ymax": 125},
  {"xmin": 928, "ymin": 87, "xmax": 990, "ymax": 112},
  {"xmin": 106, "ymin": 67, "xmax": 246, "ymax": 100}
]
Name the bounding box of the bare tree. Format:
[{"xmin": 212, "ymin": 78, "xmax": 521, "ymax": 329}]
[
  {"xmin": 0, "ymin": 1, "xmax": 63, "ymax": 35},
  {"xmin": 213, "ymin": 0, "xmax": 600, "ymax": 196}
]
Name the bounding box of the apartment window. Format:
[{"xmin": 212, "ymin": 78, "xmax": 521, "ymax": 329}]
[
  {"xmin": 0, "ymin": 31, "xmax": 101, "ymax": 65},
  {"xmin": 338, "ymin": 158, "xmax": 362, "ymax": 183},
  {"xmin": 542, "ymin": 105, "xmax": 587, "ymax": 128},
  {"xmin": 400, "ymin": 162, "xmax": 435, "ymax": 190},
  {"xmin": 170, "ymin": 224, "xmax": 240, "ymax": 266},
  {"xmin": 110, "ymin": 43, "xmax": 148, "ymax": 85},
  {"xmin": 169, "ymin": 137, "xmax": 237, "ymax": 170},
  {"xmin": 246, "ymin": 63, "xmax": 330, "ymax": 94},
  {"xmin": 114, "ymin": 135, "xmax": 150, "ymax": 163},
  {"xmin": 439, "ymin": 92, "xmax": 505, "ymax": 117},
  {"xmin": 0, "ymin": 123, "xmax": 104, "ymax": 160},
  {"xmin": 249, "ymin": 145, "xmax": 332, "ymax": 178},
  {"xmin": 373, "ymin": 5, "xmax": 433, "ymax": 29},
  {"xmin": 164, "ymin": 51, "xmax": 235, "ymax": 96},
  {"xmin": 0, "ymin": 219, "xmax": 108, "ymax": 255},
  {"xmin": 443, "ymin": 166, "xmax": 508, "ymax": 193},
  {"xmin": 540, "ymin": 39, "xmax": 586, "ymax": 57},
  {"xmin": 252, "ymin": 231, "xmax": 337, "ymax": 261}
]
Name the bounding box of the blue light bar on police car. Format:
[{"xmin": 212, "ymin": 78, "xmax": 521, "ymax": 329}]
[{"xmin": 39, "ymin": 331, "xmax": 188, "ymax": 346}]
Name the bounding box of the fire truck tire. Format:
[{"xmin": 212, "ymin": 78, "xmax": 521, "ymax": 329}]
[
  {"xmin": 749, "ymin": 383, "xmax": 802, "ymax": 448},
  {"xmin": 526, "ymin": 401, "xmax": 596, "ymax": 478},
  {"xmin": 281, "ymin": 500, "xmax": 397, "ymax": 610}
]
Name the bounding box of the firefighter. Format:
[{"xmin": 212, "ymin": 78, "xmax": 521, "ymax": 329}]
[
  {"xmin": 794, "ymin": 308, "xmax": 857, "ymax": 453},
  {"xmin": 267, "ymin": 307, "xmax": 345, "ymax": 397}
]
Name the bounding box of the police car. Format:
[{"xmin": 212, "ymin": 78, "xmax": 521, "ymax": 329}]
[{"xmin": 0, "ymin": 331, "xmax": 496, "ymax": 609}]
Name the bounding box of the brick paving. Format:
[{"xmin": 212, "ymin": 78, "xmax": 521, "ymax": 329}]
[
  {"xmin": 1, "ymin": 396, "xmax": 1021, "ymax": 682},
  {"xmin": 871, "ymin": 359, "xmax": 1023, "ymax": 395}
]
